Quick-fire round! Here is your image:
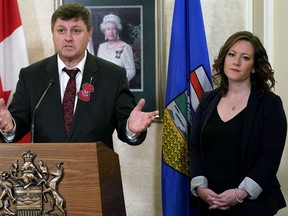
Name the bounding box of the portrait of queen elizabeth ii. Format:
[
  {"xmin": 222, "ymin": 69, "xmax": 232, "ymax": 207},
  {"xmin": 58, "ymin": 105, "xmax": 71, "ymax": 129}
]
[
  {"xmin": 87, "ymin": 7, "xmax": 143, "ymax": 90},
  {"xmin": 97, "ymin": 13, "xmax": 136, "ymax": 83}
]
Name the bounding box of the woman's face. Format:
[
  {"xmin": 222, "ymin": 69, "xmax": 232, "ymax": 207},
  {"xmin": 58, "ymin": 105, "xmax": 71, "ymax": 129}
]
[
  {"xmin": 223, "ymin": 40, "xmax": 255, "ymax": 83},
  {"xmin": 104, "ymin": 22, "xmax": 117, "ymax": 41}
]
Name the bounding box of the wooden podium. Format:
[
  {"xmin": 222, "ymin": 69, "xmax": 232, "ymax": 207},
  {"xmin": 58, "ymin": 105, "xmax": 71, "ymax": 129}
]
[{"xmin": 0, "ymin": 142, "xmax": 126, "ymax": 216}]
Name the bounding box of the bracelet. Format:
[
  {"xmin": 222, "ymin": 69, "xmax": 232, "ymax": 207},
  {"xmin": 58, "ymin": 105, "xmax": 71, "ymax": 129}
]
[{"xmin": 235, "ymin": 188, "xmax": 244, "ymax": 203}]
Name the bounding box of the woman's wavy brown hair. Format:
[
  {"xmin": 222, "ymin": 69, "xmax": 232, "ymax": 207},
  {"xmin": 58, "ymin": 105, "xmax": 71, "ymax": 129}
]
[{"xmin": 212, "ymin": 31, "xmax": 275, "ymax": 96}]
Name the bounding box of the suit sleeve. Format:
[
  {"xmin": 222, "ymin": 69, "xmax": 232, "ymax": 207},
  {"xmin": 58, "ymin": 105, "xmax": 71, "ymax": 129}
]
[
  {"xmin": 246, "ymin": 94, "xmax": 287, "ymax": 188},
  {"xmin": 6, "ymin": 68, "xmax": 32, "ymax": 142},
  {"xmin": 189, "ymin": 92, "xmax": 210, "ymax": 178},
  {"xmin": 114, "ymin": 66, "xmax": 146, "ymax": 145}
]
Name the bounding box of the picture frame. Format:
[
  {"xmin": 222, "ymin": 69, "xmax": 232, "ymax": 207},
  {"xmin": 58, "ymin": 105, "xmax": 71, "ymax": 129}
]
[{"xmin": 55, "ymin": 0, "xmax": 164, "ymax": 118}]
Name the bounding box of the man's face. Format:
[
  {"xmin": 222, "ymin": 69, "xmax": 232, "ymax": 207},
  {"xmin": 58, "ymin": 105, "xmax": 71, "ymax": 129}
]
[{"xmin": 52, "ymin": 17, "xmax": 92, "ymax": 65}]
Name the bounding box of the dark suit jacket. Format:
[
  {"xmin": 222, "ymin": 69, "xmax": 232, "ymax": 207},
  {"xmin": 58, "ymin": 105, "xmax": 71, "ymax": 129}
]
[
  {"xmin": 3, "ymin": 52, "xmax": 146, "ymax": 149},
  {"xmin": 189, "ymin": 87, "xmax": 287, "ymax": 215}
]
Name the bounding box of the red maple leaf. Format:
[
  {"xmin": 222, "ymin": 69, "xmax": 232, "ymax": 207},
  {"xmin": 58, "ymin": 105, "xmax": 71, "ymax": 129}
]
[{"xmin": 0, "ymin": 78, "xmax": 11, "ymax": 105}]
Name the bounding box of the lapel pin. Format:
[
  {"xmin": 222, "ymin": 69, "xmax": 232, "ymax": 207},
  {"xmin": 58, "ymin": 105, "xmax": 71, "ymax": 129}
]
[{"xmin": 77, "ymin": 77, "xmax": 94, "ymax": 102}]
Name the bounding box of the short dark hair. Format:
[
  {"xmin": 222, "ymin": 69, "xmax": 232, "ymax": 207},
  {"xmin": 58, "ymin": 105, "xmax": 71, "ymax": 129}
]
[{"xmin": 51, "ymin": 3, "xmax": 92, "ymax": 31}]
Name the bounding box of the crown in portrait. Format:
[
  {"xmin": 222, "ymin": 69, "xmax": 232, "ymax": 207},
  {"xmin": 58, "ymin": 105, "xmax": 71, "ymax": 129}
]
[
  {"xmin": 103, "ymin": 14, "xmax": 121, "ymax": 25},
  {"xmin": 21, "ymin": 149, "xmax": 36, "ymax": 162},
  {"xmin": 100, "ymin": 13, "xmax": 122, "ymax": 32}
]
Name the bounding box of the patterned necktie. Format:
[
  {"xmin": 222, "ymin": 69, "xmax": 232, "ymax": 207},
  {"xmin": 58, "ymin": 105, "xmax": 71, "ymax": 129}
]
[{"xmin": 62, "ymin": 68, "xmax": 79, "ymax": 135}]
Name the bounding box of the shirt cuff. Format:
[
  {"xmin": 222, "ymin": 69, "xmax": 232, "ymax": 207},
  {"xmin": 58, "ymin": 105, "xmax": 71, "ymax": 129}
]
[
  {"xmin": 126, "ymin": 121, "xmax": 140, "ymax": 140},
  {"xmin": 238, "ymin": 177, "xmax": 262, "ymax": 199},
  {"xmin": 190, "ymin": 176, "xmax": 208, "ymax": 197}
]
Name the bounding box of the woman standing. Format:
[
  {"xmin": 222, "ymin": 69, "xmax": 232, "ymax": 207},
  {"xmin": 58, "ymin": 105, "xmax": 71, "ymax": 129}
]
[
  {"xmin": 190, "ymin": 31, "xmax": 287, "ymax": 216},
  {"xmin": 97, "ymin": 13, "xmax": 136, "ymax": 82}
]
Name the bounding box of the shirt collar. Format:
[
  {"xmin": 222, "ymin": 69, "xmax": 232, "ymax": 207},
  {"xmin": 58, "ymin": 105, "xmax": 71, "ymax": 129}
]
[{"xmin": 57, "ymin": 50, "xmax": 87, "ymax": 74}]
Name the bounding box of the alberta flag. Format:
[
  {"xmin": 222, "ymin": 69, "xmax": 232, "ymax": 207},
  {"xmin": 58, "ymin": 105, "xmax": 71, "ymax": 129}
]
[
  {"xmin": 0, "ymin": 0, "xmax": 29, "ymax": 142},
  {"xmin": 162, "ymin": 0, "xmax": 213, "ymax": 215}
]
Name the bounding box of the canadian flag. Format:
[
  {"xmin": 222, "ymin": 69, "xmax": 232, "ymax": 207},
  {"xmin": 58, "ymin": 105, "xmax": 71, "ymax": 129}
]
[{"xmin": 0, "ymin": 0, "xmax": 30, "ymax": 142}]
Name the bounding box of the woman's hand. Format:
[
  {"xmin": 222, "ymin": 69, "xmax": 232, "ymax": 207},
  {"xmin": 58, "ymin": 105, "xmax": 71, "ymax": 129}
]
[
  {"xmin": 197, "ymin": 187, "xmax": 248, "ymax": 210},
  {"xmin": 196, "ymin": 187, "xmax": 226, "ymax": 208},
  {"xmin": 209, "ymin": 188, "xmax": 248, "ymax": 210}
]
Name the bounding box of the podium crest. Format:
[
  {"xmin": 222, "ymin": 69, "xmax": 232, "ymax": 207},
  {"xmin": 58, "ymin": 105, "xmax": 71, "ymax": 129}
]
[{"xmin": 0, "ymin": 149, "xmax": 66, "ymax": 216}]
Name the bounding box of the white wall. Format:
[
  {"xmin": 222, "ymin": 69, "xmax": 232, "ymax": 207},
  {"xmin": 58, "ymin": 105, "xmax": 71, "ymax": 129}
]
[
  {"xmin": 274, "ymin": 1, "xmax": 288, "ymax": 216},
  {"xmin": 18, "ymin": 0, "xmax": 288, "ymax": 215}
]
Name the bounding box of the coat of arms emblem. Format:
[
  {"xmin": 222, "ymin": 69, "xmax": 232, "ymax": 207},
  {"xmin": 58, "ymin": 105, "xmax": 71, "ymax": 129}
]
[{"xmin": 0, "ymin": 149, "xmax": 66, "ymax": 216}]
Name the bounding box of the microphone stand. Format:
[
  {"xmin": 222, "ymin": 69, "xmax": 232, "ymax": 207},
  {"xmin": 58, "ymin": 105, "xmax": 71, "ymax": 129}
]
[{"xmin": 30, "ymin": 79, "xmax": 54, "ymax": 143}]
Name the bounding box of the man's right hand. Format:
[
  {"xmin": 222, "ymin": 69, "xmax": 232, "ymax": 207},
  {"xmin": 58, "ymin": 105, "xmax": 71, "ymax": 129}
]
[{"xmin": 0, "ymin": 98, "xmax": 14, "ymax": 134}]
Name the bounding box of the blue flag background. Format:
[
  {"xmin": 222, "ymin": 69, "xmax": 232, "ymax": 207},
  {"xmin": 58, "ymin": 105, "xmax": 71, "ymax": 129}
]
[{"xmin": 162, "ymin": 0, "xmax": 213, "ymax": 215}]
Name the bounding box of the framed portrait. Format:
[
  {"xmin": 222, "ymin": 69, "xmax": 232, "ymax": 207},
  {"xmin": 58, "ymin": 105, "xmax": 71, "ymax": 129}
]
[{"xmin": 56, "ymin": 0, "xmax": 164, "ymax": 117}]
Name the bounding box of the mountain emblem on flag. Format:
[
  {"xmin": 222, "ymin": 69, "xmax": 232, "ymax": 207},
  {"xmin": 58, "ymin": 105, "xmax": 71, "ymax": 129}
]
[
  {"xmin": 162, "ymin": 90, "xmax": 190, "ymax": 176},
  {"xmin": 0, "ymin": 149, "xmax": 66, "ymax": 216}
]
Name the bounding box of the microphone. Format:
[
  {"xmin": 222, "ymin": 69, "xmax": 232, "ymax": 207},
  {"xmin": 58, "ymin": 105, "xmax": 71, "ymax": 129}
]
[{"xmin": 30, "ymin": 79, "xmax": 54, "ymax": 143}]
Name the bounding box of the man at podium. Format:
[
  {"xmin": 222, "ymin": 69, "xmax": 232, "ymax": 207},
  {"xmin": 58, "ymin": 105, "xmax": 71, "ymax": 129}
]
[{"xmin": 0, "ymin": 3, "xmax": 159, "ymax": 149}]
